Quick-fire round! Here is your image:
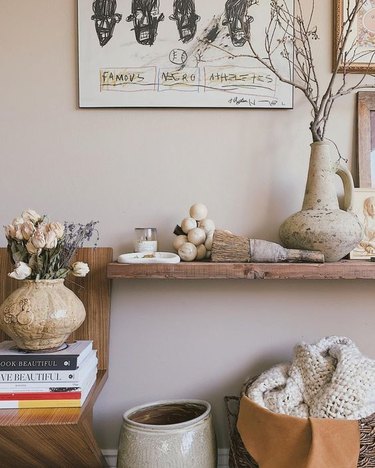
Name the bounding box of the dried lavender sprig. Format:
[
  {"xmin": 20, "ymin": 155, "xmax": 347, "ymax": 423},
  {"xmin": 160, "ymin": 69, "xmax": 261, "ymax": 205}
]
[{"xmin": 59, "ymin": 221, "xmax": 99, "ymax": 269}]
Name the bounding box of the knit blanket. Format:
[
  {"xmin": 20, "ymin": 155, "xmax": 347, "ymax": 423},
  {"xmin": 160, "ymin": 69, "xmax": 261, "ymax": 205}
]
[{"xmin": 246, "ymin": 336, "xmax": 375, "ymax": 419}]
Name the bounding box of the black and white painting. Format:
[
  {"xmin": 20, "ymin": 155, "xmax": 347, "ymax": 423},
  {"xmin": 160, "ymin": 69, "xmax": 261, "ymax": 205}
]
[{"xmin": 78, "ymin": 0, "xmax": 294, "ymax": 108}]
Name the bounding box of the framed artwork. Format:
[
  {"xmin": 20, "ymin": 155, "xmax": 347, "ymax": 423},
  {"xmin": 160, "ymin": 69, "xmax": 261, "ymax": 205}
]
[
  {"xmin": 78, "ymin": 0, "xmax": 294, "ymax": 108},
  {"xmin": 350, "ymin": 188, "xmax": 375, "ymax": 259},
  {"xmin": 358, "ymin": 92, "xmax": 375, "ymax": 188},
  {"xmin": 334, "ymin": 0, "xmax": 375, "ymax": 73}
]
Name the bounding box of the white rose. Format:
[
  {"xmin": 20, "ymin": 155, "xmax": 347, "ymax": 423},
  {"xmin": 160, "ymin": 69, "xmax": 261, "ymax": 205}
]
[
  {"xmin": 4, "ymin": 224, "xmax": 16, "ymax": 239},
  {"xmin": 45, "ymin": 231, "xmax": 57, "ymax": 249},
  {"xmin": 21, "ymin": 221, "xmax": 35, "ymax": 241},
  {"xmin": 71, "ymin": 262, "xmax": 90, "ymax": 277},
  {"xmin": 12, "ymin": 217, "xmax": 24, "ymax": 226},
  {"xmin": 26, "ymin": 239, "xmax": 39, "ymax": 255},
  {"xmin": 31, "ymin": 229, "xmax": 46, "ymax": 249},
  {"xmin": 46, "ymin": 222, "xmax": 64, "ymax": 239},
  {"xmin": 36, "ymin": 222, "xmax": 48, "ymax": 234},
  {"xmin": 22, "ymin": 209, "xmax": 42, "ymax": 224},
  {"xmin": 14, "ymin": 226, "xmax": 23, "ymax": 241},
  {"xmin": 8, "ymin": 262, "xmax": 32, "ymax": 280}
]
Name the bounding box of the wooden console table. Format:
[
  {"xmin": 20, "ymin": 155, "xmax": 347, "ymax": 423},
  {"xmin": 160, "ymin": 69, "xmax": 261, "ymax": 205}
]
[
  {"xmin": 0, "ymin": 247, "xmax": 112, "ymax": 468},
  {"xmin": 107, "ymin": 259, "xmax": 375, "ymax": 280}
]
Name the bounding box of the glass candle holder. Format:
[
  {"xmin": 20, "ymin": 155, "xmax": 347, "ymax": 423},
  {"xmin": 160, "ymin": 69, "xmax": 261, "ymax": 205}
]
[{"xmin": 134, "ymin": 228, "xmax": 158, "ymax": 253}]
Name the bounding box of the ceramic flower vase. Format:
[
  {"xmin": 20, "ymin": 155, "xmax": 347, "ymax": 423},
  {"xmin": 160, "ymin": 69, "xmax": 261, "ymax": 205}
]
[
  {"xmin": 279, "ymin": 141, "xmax": 363, "ymax": 262},
  {"xmin": 0, "ymin": 279, "xmax": 86, "ymax": 351},
  {"xmin": 117, "ymin": 400, "xmax": 217, "ymax": 468}
]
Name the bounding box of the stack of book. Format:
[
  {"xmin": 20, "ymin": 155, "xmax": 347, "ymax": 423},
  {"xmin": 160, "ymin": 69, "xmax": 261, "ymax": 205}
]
[{"xmin": 0, "ymin": 340, "xmax": 98, "ymax": 409}]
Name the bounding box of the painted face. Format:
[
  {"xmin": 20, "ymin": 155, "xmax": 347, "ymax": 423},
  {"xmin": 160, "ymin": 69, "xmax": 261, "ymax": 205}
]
[
  {"xmin": 92, "ymin": 0, "xmax": 122, "ymax": 47},
  {"xmin": 126, "ymin": 0, "xmax": 164, "ymax": 46},
  {"xmin": 224, "ymin": 0, "xmax": 252, "ymax": 47},
  {"xmin": 366, "ymin": 197, "xmax": 375, "ymax": 216},
  {"xmin": 169, "ymin": 0, "xmax": 200, "ymax": 44}
]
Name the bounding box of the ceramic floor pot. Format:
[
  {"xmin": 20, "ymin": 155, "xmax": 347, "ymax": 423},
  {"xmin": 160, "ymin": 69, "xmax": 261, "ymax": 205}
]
[
  {"xmin": 117, "ymin": 399, "xmax": 217, "ymax": 468},
  {"xmin": 0, "ymin": 279, "xmax": 86, "ymax": 351},
  {"xmin": 279, "ymin": 141, "xmax": 363, "ymax": 262}
]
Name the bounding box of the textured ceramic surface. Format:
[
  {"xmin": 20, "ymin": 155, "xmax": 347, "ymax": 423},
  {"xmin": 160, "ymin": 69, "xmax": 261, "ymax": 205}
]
[
  {"xmin": 117, "ymin": 400, "xmax": 217, "ymax": 468},
  {"xmin": 280, "ymin": 142, "xmax": 363, "ymax": 262},
  {"xmin": 0, "ymin": 279, "xmax": 86, "ymax": 351}
]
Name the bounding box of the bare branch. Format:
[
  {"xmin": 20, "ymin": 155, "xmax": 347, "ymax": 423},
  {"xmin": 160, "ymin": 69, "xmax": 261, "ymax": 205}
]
[{"xmin": 247, "ymin": 0, "xmax": 375, "ymax": 142}]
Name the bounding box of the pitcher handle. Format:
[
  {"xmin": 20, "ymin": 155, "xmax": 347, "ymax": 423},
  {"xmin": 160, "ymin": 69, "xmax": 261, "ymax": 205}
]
[{"xmin": 335, "ymin": 162, "xmax": 354, "ymax": 212}]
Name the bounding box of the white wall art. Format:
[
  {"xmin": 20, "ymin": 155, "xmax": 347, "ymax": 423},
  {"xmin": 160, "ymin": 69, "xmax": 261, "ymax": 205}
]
[
  {"xmin": 78, "ymin": 0, "xmax": 294, "ymax": 108},
  {"xmin": 350, "ymin": 188, "xmax": 375, "ymax": 259}
]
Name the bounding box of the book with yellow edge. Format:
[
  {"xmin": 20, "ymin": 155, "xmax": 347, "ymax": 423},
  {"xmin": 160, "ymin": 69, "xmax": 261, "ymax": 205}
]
[{"xmin": 0, "ymin": 374, "xmax": 96, "ymax": 409}]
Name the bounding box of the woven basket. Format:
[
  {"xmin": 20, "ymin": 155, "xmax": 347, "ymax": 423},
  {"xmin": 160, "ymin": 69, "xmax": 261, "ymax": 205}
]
[{"xmin": 225, "ymin": 377, "xmax": 375, "ymax": 468}]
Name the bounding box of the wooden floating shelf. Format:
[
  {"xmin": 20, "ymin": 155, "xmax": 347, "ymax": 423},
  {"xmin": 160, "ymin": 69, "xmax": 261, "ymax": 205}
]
[{"xmin": 107, "ymin": 260, "xmax": 375, "ymax": 280}]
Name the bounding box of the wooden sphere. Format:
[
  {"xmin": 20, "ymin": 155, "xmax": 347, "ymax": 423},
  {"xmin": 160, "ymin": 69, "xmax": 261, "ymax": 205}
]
[
  {"xmin": 187, "ymin": 227, "xmax": 206, "ymax": 246},
  {"xmin": 205, "ymin": 231, "xmax": 214, "ymax": 250},
  {"xmin": 199, "ymin": 218, "xmax": 215, "ymax": 234},
  {"xmin": 173, "ymin": 235, "xmax": 188, "ymax": 251},
  {"xmin": 181, "ymin": 217, "xmax": 197, "ymax": 234},
  {"xmin": 196, "ymin": 244, "xmax": 207, "ymax": 260},
  {"xmin": 189, "ymin": 203, "xmax": 208, "ymax": 221},
  {"xmin": 178, "ymin": 242, "xmax": 197, "ymax": 261}
]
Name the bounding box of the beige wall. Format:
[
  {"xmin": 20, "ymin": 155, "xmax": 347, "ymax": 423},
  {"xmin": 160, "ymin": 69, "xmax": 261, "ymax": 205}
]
[{"xmin": 1, "ymin": 0, "xmax": 374, "ymax": 450}]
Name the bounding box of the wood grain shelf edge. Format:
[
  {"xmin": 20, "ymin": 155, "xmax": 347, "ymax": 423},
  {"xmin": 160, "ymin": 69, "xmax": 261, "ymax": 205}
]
[{"xmin": 107, "ymin": 260, "xmax": 375, "ymax": 280}]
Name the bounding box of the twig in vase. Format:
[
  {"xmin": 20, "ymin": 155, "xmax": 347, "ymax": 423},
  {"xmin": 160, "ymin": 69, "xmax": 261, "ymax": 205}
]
[{"xmin": 247, "ymin": 0, "xmax": 375, "ymax": 143}]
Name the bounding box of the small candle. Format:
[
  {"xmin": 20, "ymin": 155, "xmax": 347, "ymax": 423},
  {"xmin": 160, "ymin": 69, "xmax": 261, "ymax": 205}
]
[{"xmin": 134, "ymin": 228, "xmax": 158, "ymax": 253}]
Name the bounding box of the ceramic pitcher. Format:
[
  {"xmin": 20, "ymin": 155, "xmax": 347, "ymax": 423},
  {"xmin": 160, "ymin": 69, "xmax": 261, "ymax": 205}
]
[{"xmin": 279, "ymin": 141, "xmax": 363, "ymax": 262}]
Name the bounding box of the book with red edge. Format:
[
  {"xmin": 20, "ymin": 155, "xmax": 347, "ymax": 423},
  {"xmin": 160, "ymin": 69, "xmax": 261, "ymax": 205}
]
[
  {"xmin": 0, "ymin": 369, "xmax": 97, "ymax": 408},
  {"xmin": 0, "ymin": 391, "xmax": 81, "ymax": 400}
]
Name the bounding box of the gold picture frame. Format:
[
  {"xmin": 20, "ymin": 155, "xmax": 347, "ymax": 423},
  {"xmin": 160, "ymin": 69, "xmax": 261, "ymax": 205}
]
[
  {"xmin": 358, "ymin": 92, "xmax": 375, "ymax": 188},
  {"xmin": 334, "ymin": 0, "xmax": 375, "ymax": 73}
]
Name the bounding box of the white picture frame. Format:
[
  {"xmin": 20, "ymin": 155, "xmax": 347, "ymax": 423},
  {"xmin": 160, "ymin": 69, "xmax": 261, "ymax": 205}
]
[
  {"xmin": 78, "ymin": 0, "xmax": 294, "ymax": 108},
  {"xmin": 350, "ymin": 188, "xmax": 375, "ymax": 259}
]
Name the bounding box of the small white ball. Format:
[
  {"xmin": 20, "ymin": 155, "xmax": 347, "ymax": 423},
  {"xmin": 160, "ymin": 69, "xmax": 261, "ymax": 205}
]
[
  {"xmin": 178, "ymin": 242, "xmax": 197, "ymax": 261},
  {"xmin": 181, "ymin": 217, "xmax": 197, "ymax": 234},
  {"xmin": 205, "ymin": 250, "xmax": 211, "ymax": 259},
  {"xmin": 199, "ymin": 218, "xmax": 215, "ymax": 234},
  {"xmin": 187, "ymin": 227, "xmax": 206, "ymax": 246},
  {"xmin": 205, "ymin": 231, "xmax": 214, "ymax": 250},
  {"xmin": 189, "ymin": 203, "xmax": 208, "ymax": 221},
  {"xmin": 173, "ymin": 235, "xmax": 188, "ymax": 251},
  {"xmin": 196, "ymin": 244, "xmax": 207, "ymax": 260}
]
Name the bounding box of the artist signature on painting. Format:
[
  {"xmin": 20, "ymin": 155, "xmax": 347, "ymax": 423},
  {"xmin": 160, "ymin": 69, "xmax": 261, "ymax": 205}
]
[{"xmin": 228, "ymin": 96, "xmax": 280, "ymax": 107}]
